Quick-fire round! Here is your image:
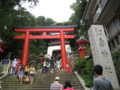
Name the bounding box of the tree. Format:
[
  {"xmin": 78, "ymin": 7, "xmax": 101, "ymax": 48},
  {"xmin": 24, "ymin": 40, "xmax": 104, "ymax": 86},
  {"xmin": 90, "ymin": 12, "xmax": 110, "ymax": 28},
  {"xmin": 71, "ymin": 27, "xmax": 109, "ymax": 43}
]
[
  {"xmin": 46, "ymin": 18, "xmax": 55, "ymax": 25},
  {"xmin": 0, "ymin": 0, "xmax": 39, "ymax": 59},
  {"xmin": 35, "ymin": 16, "xmax": 46, "ymax": 26},
  {"xmin": 69, "ymin": 0, "xmax": 89, "ymax": 40},
  {"xmin": 35, "ymin": 16, "xmax": 55, "ymax": 26}
]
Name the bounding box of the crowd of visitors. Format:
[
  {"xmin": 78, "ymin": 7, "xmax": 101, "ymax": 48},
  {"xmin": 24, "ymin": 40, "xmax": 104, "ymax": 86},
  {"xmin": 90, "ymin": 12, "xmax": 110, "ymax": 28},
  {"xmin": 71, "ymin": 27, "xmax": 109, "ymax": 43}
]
[
  {"xmin": 9, "ymin": 58, "xmax": 37, "ymax": 85},
  {"xmin": 18, "ymin": 63, "xmax": 36, "ymax": 85},
  {"xmin": 7, "ymin": 57, "xmax": 113, "ymax": 90},
  {"xmin": 9, "ymin": 58, "xmax": 21, "ymax": 75},
  {"xmin": 7, "ymin": 56, "xmax": 64, "ymax": 86},
  {"xmin": 37, "ymin": 56, "xmax": 62, "ymax": 74}
]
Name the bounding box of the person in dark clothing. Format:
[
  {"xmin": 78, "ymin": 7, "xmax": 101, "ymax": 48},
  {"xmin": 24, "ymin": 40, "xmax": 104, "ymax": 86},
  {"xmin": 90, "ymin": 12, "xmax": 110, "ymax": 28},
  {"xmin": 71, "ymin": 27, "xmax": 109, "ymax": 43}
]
[
  {"xmin": 50, "ymin": 57, "xmax": 54, "ymax": 73},
  {"xmin": 63, "ymin": 80, "xmax": 74, "ymax": 90},
  {"xmin": 93, "ymin": 65, "xmax": 113, "ymax": 90}
]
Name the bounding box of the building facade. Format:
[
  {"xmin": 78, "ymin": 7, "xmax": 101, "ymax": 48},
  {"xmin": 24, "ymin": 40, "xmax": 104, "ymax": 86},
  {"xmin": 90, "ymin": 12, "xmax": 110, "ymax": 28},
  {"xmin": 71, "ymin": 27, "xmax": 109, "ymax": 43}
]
[{"xmin": 83, "ymin": 0, "xmax": 120, "ymax": 53}]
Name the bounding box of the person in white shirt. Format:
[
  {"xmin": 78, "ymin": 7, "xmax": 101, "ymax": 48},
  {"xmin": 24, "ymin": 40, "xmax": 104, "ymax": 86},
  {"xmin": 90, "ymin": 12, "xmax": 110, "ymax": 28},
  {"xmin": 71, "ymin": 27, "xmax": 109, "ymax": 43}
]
[
  {"xmin": 46, "ymin": 61, "xmax": 50, "ymax": 72},
  {"xmin": 56, "ymin": 57, "xmax": 62, "ymax": 73},
  {"xmin": 12, "ymin": 58, "xmax": 17, "ymax": 74},
  {"xmin": 43, "ymin": 59, "xmax": 47, "ymax": 73}
]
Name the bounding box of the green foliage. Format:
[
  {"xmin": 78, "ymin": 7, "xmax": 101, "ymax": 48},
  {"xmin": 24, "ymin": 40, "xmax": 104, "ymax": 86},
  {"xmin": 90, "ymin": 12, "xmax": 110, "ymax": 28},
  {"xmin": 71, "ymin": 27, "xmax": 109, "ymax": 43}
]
[
  {"xmin": 112, "ymin": 50, "xmax": 120, "ymax": 84},
  {"xmin": 12, "ymin": 10, "xmax": 36, "ymax": 26},
  {"xmin": 45, "ymin": 18, "xmax": 55, "ymax": 25},
  {"xmin": 74, "ymin": 57, "xmax": 86, "ymax": 73},
  {"xmin": 35, "ymin": 16, "xmax": 55, "ymax": 26},
  {"xmin": 84, "ymin": 60, "xmax": 93, "ymax": 87},
  {"xmin": 85, "ymin": 44, "xmax": 91, "ymax": 56},
  {"xmin": 82, "ymin": 74, "xmax": 93, "ymax": 87},
  {"xmin": 74, "ymin": 57, "xmax": 93, "ymax": 87},
  {"xmin": 69, "ymin": 0, "xmax": 87, "ymax": 27},
  {"xmin": 55, "ymin": 21, "xmax": 71, "ymax": 25},
  {"xmin": 69, "ymin": 2, "xmax": 82, "ymax": 27},
  {"xmin": 44, "ymin": 57, "xmax": 50, "ymax": 62},
  {"xmin": 35, "ymin": 63, "xmax": 43, "ymax": 70},
  {"xmin": 69, "ymin": 0, "xmax": 90, "ymax": 50}
]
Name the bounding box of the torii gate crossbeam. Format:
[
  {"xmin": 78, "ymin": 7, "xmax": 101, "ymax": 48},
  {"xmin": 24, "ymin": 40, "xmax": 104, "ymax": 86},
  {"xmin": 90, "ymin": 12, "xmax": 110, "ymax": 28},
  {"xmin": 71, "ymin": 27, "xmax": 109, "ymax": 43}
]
[{"xmin": 14, "ymin": 26, "xmax": 76, "ymax": 70}]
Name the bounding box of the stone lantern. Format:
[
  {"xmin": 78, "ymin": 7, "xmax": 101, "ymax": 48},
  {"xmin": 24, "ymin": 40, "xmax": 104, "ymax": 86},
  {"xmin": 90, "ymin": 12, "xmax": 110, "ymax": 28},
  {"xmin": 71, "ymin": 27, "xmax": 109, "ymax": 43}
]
[{"xmin": 76, "ymin": 36, "xmax": 88, "ymax": 58}]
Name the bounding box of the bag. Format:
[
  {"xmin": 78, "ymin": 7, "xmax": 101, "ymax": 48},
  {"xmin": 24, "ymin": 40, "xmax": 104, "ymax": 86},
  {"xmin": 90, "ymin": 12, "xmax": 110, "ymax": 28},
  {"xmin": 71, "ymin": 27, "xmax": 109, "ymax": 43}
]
[{"xmin": 24, "ymin": 76, "xmax": 30, "ymax": 84}]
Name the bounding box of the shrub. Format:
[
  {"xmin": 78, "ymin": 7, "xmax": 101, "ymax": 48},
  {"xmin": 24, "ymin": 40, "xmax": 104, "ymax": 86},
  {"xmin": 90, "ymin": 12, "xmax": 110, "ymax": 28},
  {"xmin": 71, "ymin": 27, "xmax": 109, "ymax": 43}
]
[
  {"xmin": 74, "ymin": 57, "xmax": 86, "ymax": 73},
  {"xmin": 112, "ymin": 50, "xmax": 120, "ymax": 85},
  {"xmin": 73, "ymin": 57, "xmax": 93, "ymax": 87}
]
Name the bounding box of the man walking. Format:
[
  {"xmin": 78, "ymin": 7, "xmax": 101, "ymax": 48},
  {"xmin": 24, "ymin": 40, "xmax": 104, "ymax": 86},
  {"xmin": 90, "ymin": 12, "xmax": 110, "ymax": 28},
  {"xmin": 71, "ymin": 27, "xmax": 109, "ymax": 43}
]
[
  {"xmin": 93, "ymin": 65, "xmax": 113, "ymax": 90},
  {"xmin": 50, "ymin": 76, "xmax": 63, "ymax": 90},
  {"xmin": 12, "ymin": 58, "xmax": 17, "ymax": 74}
]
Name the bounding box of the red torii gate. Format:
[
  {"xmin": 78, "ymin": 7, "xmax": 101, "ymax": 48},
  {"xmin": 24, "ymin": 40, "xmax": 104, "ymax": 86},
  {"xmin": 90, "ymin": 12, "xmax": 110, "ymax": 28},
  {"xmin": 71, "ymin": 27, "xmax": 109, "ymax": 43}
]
[{"xmin": 14, "ymin": 25, "xmax": 76, "ymax": 70}]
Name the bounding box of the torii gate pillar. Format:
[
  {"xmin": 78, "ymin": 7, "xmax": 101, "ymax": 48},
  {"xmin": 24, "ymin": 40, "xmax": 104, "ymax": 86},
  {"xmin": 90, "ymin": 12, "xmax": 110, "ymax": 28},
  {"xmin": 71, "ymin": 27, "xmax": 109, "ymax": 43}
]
[
  {"xmin": 60, "ymin": 30, "xmax": 67, "ymax": 69},
  {"xmin": 22, "ymin": 31, "xmax": 30, "ymax": 66}
]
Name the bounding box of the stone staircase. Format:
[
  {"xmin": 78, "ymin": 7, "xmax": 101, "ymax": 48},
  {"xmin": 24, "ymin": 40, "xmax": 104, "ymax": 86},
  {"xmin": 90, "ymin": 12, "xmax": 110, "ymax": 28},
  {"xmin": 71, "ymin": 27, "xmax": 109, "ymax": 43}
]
[{"xmin": 1, "ymin": 72, "xmax": 85, "ymax": 90}]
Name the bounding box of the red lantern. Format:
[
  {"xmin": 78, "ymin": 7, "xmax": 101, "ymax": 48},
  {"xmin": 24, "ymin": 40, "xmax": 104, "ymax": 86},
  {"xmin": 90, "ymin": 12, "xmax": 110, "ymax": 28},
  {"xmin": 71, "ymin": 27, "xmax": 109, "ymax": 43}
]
[{"xmin": 76, "ymin": 39, "xmax": 88, "ymax": 58}]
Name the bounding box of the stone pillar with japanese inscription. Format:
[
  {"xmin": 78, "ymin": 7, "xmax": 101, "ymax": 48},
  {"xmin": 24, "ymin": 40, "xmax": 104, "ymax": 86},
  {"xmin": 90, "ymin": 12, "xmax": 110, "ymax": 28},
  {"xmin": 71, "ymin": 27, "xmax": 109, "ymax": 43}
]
[{"xmin": 88, "ymin": 25, "xmax": 119, "ymax": 89}]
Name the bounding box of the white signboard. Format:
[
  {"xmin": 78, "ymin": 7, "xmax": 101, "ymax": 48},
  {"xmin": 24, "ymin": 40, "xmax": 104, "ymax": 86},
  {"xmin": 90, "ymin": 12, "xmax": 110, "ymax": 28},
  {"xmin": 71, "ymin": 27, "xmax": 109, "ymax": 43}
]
[
  {"xmin": 88, "ymin": 25, "xmax": 119, "ymax": 89},
  {"xmin": 1, "ymin": 59, "xmax": 10, "ymax": 74}
]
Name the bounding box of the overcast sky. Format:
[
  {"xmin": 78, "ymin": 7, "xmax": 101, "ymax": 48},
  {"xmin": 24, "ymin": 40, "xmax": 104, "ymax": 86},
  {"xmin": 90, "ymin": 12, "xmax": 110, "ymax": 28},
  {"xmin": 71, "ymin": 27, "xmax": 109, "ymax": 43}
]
[{"xmin": 22, "ymin": 0, "xmax": 76, "ymax": 22}]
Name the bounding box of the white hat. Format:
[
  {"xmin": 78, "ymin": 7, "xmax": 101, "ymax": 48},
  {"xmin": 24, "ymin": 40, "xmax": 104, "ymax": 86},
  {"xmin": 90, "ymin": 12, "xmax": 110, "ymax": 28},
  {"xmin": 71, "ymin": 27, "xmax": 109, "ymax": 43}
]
[{"xmin": 55, "ymin": 76, "xmax": 60, "ymax": 80}]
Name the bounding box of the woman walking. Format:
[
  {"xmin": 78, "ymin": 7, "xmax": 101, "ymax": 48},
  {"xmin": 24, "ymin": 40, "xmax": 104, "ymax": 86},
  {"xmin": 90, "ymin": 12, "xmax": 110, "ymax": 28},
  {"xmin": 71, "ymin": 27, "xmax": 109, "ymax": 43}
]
[
  {"xmin": 18, "ymin": 65, "xmax": 24, "ymax": 85},
  {"xmin": 24, "ymin": 64, "xmax": 30, "ymax": 84},
  {"xmin": 29, "ymin": 64, "xmax": 36, "ymax": 84},
  {"xmin": 56, "ymin": 57, "xmax": 62, "ymax": 73}
]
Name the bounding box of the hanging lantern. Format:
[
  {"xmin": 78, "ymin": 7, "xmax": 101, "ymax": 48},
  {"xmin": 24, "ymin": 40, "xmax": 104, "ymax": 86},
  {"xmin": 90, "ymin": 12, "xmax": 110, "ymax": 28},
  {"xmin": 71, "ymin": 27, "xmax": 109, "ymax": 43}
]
[{"xmin": 76, "ymin": 38, "xmax": 88, "ymax": 58}]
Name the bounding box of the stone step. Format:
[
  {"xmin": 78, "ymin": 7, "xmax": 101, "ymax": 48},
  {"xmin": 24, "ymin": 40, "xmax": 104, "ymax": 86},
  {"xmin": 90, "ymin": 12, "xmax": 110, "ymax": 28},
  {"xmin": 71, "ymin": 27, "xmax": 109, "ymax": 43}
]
[
  {"xmin": 1, "ymin": 72, "xmax": 85, "ymax": 90},
  {"xmin": 2, "ymin": 88, "xmax": 83, "ymax": 90}
]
